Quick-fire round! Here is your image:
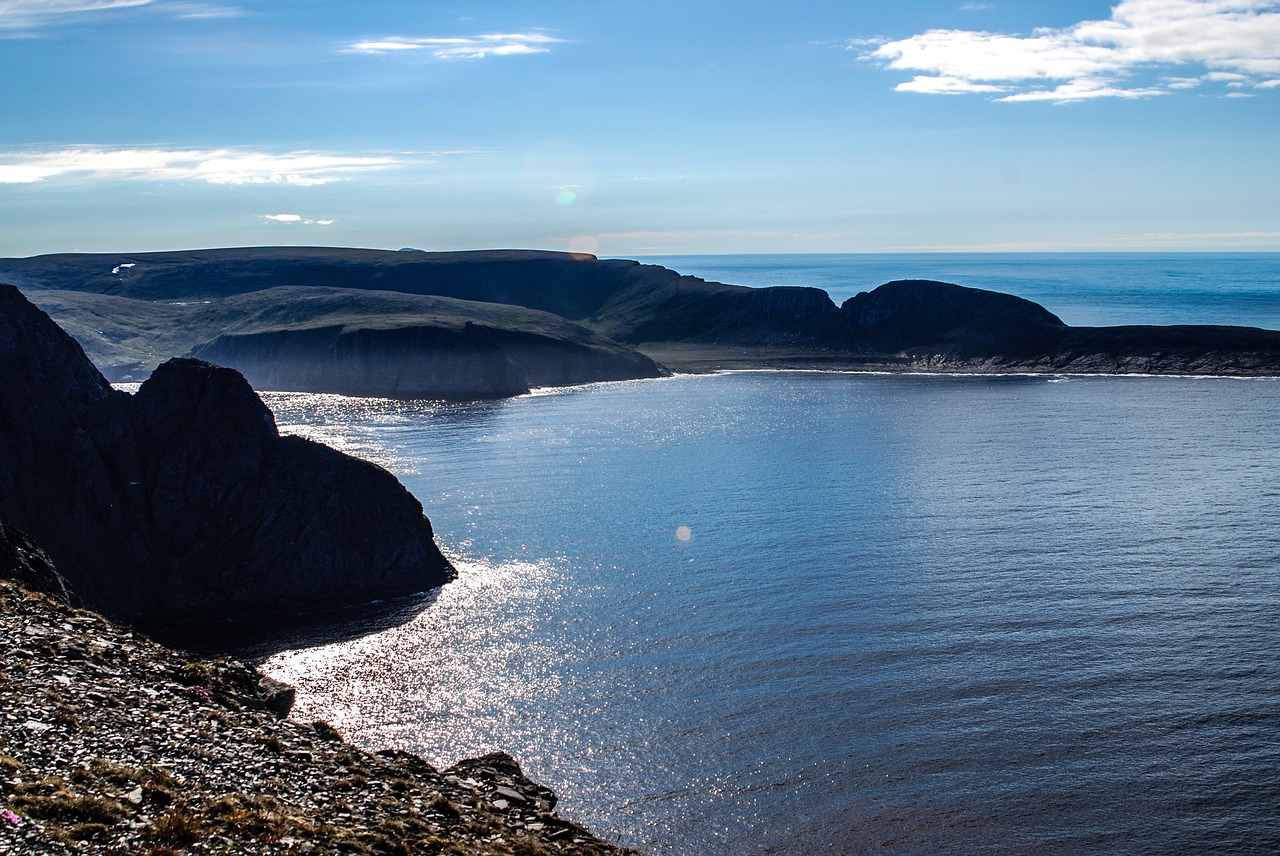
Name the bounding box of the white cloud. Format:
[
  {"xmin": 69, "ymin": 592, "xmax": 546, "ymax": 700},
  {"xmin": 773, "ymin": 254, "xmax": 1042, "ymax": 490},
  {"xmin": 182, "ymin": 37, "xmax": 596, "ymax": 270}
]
[
  {"xmin": 260, "ymin": 214, "xmax": 335, "ymax": 225},
  {"xmin": 0, "ymin": 0, "xmax": 237, "ymax": 30},
  {"xmin": 0, "ymin": 0, "xmax": 152, "ymax": 28},
  {"xmin": 998, "ymin": 79, "xmax": 1169, "ymax": 102},
  {"xmin": 0, "ymin": 147, "xmax": 406, "ymax": 185},
  {"xmin": 346, "ymin": 32, "xmax": 561, "ymax": 59},
  {"xmin": 865, "ymin": 0, "xmax": 1280, "ymax": 101},
  {"xmin": 896, "ymin": 75, "xmax": 1009, "ymax": 94}
]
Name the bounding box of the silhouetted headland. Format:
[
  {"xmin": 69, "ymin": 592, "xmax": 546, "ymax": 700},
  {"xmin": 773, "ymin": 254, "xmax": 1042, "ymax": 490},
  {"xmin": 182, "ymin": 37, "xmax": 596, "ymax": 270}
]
[{"xmin": 4, "ymin": 247, "xmax": 1279, "ymax": 397}]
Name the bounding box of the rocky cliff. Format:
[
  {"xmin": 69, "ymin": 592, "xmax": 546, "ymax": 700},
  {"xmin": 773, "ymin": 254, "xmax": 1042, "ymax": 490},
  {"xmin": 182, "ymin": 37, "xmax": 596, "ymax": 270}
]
[
  {"xmin": 5, "ymin": 247, "xmax": 1280, "ymax": 382},
  {"xmin": 0, "ymin": 283, "xmax": 455, "ymax": 626},
  {"xmin": 0, "ymin": 576, "xmax": 633, "ymax": 854},
  {"xmin": 19, "ymin": 280, "xmax": 668, "ymax": 396},
  {"xmin": 185, "ymin": 289, "xmax": 667, "ymax": 399},
  {"xmin": 836, "ymin": 279, "xmax": 1280, "ymax": 375}
]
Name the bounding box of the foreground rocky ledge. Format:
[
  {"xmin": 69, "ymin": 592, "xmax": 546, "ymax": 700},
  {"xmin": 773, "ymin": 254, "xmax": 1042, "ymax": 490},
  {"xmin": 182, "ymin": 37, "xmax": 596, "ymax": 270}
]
[{"xmin": 0, "ymin": 579, "xmax": 634, "ymax": 855}]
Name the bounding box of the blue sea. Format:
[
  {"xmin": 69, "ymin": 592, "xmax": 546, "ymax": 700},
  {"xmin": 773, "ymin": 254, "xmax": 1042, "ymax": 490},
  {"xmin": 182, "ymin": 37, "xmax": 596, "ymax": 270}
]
[
  {"xmin": 259, "ymin": 254, "xmax": 1280, "ymax": 855},
  {"xmin": 638, "ymin": 252, "xmax": 1280, "ymax": 329}
]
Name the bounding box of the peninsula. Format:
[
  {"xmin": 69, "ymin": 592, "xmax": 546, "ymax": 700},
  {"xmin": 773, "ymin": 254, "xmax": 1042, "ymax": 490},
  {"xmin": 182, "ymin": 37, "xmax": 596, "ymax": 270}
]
[{"xmin": 3, "ymin": 248, "xmax": 1278, "ymax": 399}]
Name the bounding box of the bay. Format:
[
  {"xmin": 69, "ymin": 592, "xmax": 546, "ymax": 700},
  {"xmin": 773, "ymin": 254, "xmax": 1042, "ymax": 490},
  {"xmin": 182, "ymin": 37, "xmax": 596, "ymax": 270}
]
[{"xmin": 258, "ymin": 254, "xmax": 1280, "ymax": 854}]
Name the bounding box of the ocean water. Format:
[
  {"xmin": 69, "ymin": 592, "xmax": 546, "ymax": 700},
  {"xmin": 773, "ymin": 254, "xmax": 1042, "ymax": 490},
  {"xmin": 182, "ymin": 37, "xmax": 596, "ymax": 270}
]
[
  {"xmin": 637, "ymin": 252, "xmax": 1280, "ymax": 329},
  {"xmin": 258, "ymin": 255, "xmax": 1280, "ymax": 855}
]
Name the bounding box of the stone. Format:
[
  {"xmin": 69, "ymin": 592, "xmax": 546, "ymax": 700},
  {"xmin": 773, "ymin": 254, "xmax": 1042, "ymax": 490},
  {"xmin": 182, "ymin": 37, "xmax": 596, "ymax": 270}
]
[
  {"xmin": 0, "ymin": 284, "xmax": 455, "ymax": 627},
  {"xmin": 0, "ymin": 578, "xmax": 635, "ymax": 854}
]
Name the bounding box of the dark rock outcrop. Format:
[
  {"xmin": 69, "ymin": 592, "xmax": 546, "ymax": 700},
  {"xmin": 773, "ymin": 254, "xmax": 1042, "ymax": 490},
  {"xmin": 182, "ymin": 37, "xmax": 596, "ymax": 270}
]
[
  {"xmin": 840, "ymin": 279, "xmax": 1069, "ymax": 357},
  {"xmin": 188, "ymin": 306, "xmax": 667, "ymax": 399},
  {"xmin": 0, "ymin": 522, "xmax": 81, "ymax": 608},
  {"xmin": 0, "ymin": 283, "xmax": 455, "ymax": 626},
  {"xmin": 5, "ymin": 247, "xmax": 1280, "ymax": 381},
  {"xmin": 194, "ymin": 323, "xmax": 533, "ymax": 399},
  {"xmin": 834, "ymin": 279, "xmax": 1280, "ymax": 375}
]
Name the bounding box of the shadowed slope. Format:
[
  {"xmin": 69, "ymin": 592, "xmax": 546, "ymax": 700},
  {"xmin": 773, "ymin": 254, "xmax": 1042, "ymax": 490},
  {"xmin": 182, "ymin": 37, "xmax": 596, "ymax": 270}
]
[
  {"xmin": 5, "ymin": 247, "xmax": 1280, "ymax": 380},
  {"xmin": 0, "ymin": 283, "xmax": 455, "ymax": 626}
]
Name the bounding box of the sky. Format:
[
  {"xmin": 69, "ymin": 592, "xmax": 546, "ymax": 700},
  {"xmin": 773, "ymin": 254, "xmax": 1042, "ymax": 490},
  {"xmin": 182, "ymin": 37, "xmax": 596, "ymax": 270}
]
[{"xmin": 1, "ymin": 0, "xmax": 1278, "ymax": 256}]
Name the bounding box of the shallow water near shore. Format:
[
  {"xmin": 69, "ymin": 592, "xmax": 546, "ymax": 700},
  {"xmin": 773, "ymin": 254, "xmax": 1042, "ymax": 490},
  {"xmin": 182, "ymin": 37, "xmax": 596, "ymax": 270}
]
[{"xmin": 260, "ymin": 368, "xmax": 1280, "ymax": 855}]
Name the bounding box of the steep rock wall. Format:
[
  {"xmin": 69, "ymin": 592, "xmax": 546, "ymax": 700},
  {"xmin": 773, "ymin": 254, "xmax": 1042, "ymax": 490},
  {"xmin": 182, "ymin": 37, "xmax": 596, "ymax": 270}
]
[{"xmin": 0, "ymin": 283, "xmax": 455, "ymax": 626}]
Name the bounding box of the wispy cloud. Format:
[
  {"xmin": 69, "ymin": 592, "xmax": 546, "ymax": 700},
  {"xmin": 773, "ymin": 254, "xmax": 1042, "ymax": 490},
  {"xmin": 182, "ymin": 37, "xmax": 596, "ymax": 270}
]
[
  {"xmin": 260, "ymin": 213, "xmax": 335, "ymax": 225},
  {"xmin": 163, "ymin": 2, "xmax": 240, "ymax": 19},
  {"xmin": 0, "ymin": 0, "xmax": 237, "ymax": 30},
  {"xmin": 0, "ymin": 147, "xmax": 406, "ymax": 185},
  {"xmin": 1118, "ymin": 229, "xmax": 1280, "ymax": 246},
  {"xmin": 345, "ymin": 32, "xmax": 562, "ymax": 59},
  {"xmin": 0, "ymin": 0, "xmax": 152, "ymax": 29},
  {"xmin": 862, "ymin": 0, "xmax": 1280, "ymax": 102}
]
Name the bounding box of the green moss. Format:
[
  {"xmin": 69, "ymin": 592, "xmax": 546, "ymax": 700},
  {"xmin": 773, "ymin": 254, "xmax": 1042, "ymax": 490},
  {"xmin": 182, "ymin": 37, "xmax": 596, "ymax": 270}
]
[{"xmin": 180, "ymin": 661, "xmax": 212, "ymax": 688}]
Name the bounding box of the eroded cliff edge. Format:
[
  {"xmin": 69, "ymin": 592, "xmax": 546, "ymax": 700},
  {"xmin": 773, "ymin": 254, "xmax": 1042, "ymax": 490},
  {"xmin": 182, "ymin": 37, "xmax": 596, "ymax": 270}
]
[
  {"xmin": 5, "ymin": 247, "xmax": 1278, "ymax": 385},
  {"xmin": 0, "ymin": 283, "xmax": 455, "ymax": 626}
]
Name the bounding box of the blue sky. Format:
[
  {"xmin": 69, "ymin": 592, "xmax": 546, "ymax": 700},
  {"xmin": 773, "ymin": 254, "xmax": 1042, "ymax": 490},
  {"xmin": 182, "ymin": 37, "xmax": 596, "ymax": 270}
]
[{"xmin": 1, "ymin": 0, "xmax": 1278, "ymax": 256}]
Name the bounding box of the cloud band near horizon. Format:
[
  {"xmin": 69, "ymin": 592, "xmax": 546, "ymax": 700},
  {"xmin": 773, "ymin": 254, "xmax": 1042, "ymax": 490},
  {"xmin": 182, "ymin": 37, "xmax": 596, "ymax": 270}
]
[{"xmin": 0, "ymin": 147, "xmax": 410, "ymax": 185}]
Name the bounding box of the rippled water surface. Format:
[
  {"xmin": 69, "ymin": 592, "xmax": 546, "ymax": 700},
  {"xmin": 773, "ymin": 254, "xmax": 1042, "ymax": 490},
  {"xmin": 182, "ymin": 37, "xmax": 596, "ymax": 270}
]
[{"xmin": 262, "ymin": 372, "xmax": 1280, "ymax": 855}]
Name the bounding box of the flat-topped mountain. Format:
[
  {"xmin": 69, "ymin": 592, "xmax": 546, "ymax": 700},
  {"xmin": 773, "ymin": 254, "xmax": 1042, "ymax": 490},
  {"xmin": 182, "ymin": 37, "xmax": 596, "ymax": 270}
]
[
  {"xmin": 3, "ymin": 248, "xmax": 671, "ymax": 396},
  {"xmin": 0, "ymin": 283, "xmax": 455, "ymax": 627},
  {"xmin": 4, "ymin": 246, "xmax": 1279, "ymax": 385}
]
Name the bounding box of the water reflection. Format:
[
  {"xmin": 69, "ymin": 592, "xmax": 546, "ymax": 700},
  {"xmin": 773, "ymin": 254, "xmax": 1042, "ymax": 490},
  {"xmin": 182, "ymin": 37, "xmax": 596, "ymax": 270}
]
[
  {"xmin": 263, "ymin": 558, "xmax": 567, "ymax": 765},
  {"xmin": 253, "ymin": 373, "xmax": 1280, "ymax": 856}
]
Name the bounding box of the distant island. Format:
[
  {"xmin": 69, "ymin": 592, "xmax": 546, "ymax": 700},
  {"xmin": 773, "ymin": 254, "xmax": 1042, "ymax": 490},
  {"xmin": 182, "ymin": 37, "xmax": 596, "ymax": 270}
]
[{"xmin": 4, "ymin": 247, "xmax": 1280, "ymax": 399}]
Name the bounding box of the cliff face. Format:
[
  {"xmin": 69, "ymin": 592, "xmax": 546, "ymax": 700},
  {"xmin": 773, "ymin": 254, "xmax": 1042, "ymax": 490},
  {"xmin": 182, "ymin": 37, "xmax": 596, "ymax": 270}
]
[
  {"xmin": 191, "ymin": 316, "xmax": 667, "ymax": 399},
  {"xmin": 193, "ymin": 323, "xmax": 533, "ymax": 399},
  {"xmin": 6, "ymin": 247, "xmax": 1280, "ymax": 382},
  {"xmin": 840, "ymin": 279, "xmax": 1068, "ymax": 357},
  {"xmin": 0, "ymin": 283, "xmax": 455, "ymax": 626}
]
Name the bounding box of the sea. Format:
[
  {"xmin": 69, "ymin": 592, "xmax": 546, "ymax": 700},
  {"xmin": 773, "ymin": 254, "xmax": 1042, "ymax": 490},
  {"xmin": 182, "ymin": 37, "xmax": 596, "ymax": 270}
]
[{"xmin": 257, "ymin": 254, "xmax": 1280, "ymax": 855}]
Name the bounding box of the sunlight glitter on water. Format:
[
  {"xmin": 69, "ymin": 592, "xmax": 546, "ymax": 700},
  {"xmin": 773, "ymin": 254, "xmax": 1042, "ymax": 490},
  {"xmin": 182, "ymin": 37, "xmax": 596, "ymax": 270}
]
[
  {"xmin": 262, "ymin": 391, "xmax": 447, "ymax": 474},
  {"xmin": 262, "ymin": 557, "xmax": 568, "ymax": 766}
]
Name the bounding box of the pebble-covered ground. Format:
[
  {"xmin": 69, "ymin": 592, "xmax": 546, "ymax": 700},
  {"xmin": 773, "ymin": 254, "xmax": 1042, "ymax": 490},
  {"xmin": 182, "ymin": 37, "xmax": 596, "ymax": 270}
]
[{"xmin": 0, "ymin": 579, "xmax": 636, "ymax": 855}]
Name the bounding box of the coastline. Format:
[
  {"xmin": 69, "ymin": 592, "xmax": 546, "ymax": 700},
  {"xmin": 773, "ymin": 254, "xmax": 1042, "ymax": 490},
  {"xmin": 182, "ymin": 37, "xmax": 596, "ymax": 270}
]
[
  {"xmin": 0, "ymin": 578, "xmax": 636, "ymax": 855},
  {"xmin": 636, "ymin": 343, "xmax": 1280, "ymax": 379}
]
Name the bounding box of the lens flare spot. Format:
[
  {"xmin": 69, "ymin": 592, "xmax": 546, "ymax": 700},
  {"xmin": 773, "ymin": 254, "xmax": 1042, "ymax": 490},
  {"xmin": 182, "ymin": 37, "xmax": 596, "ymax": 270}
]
[
  {"xmin": 675, "ymin": 525, "xmax": 693, "ymax": 542},
  {"xmin": 555, "ymin": 189, "xmax": 577, "ymax": 206}
]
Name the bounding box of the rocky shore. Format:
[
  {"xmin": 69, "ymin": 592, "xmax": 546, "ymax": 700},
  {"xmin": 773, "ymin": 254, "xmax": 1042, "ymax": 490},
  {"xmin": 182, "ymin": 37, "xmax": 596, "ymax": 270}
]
[
  {"xmin": 0, "ymin": 576, "xmax": 635, "ymax": 855},
  {"xmin": 8, "ymin": 248, "xmax": 1280, "ymax": 396}
]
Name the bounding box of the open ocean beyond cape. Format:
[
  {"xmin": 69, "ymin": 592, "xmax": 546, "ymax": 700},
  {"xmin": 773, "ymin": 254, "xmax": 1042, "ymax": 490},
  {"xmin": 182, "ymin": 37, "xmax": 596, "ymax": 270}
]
[{"xmin": 260, "ymin": 254, "xmax": 1280, "ymax": 855}]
